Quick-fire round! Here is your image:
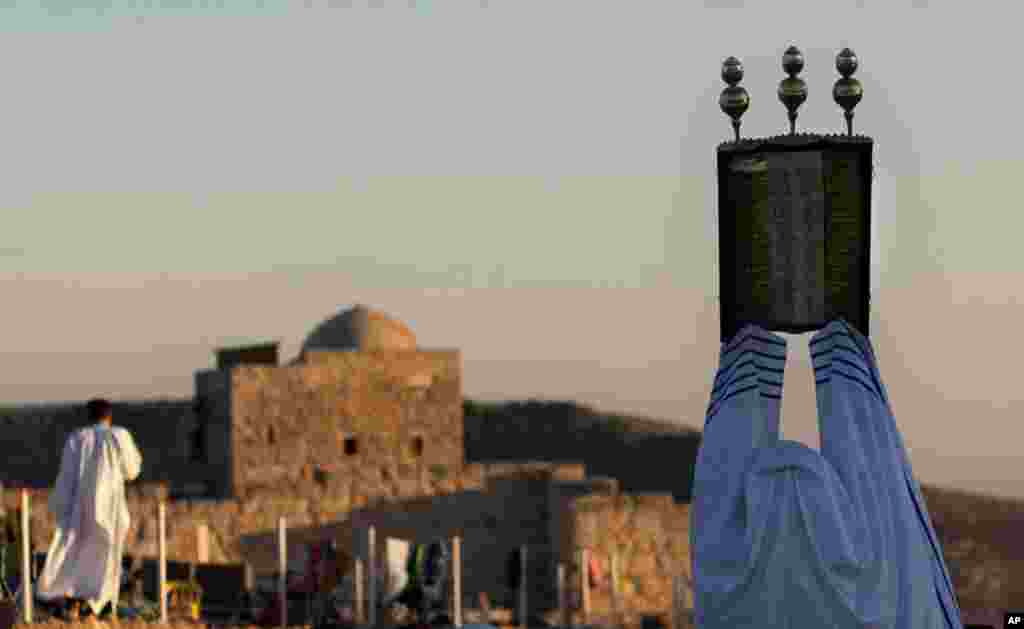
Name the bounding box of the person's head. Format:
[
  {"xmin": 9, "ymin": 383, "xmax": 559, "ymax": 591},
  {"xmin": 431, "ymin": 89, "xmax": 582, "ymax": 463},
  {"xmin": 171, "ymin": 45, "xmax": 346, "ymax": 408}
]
[{"xmin": 86, "ymin": 398, "xmax": 113, "ymax": 425}]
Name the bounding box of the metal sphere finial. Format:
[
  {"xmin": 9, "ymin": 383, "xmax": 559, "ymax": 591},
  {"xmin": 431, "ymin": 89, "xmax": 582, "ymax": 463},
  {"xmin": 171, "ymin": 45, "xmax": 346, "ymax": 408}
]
[
  {"xmin": 833, "ymin": 47, "xmax": 863, "ymax": 135},
  {"xmin": 782, "ymin": 45, "xmax": 804, "ymax": 76},
  {"xmin": 778, "ymin": 45, "xmax": 808, "ymax": 135},
  {"xmin": 836, "ymin": 47, "xmax": 858, "ymax": 78},
  {"xmin": 722, "ymin": 56, "xmax": 743, "ymax": 86},
  {"xmin": 719, "ymin": 56, "xmax": 750, "ymax": 143}
]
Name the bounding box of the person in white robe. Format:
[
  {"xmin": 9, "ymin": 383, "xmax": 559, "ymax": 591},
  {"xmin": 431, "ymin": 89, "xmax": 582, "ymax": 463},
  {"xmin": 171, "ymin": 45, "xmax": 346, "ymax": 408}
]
[
  {"xmin": 35, "ymin": 398, "xmax": 142, "ymax": 621},
  {"xmin": 691, "ymin": 320, "xmax": 962, "ymax": 629}
]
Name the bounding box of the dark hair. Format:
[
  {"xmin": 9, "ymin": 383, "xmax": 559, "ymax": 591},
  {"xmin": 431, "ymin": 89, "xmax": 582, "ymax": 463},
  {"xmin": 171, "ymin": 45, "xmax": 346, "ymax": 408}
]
[{"xmin": 86, "ymin": 398, "xmax": 113, "ymax": 422}]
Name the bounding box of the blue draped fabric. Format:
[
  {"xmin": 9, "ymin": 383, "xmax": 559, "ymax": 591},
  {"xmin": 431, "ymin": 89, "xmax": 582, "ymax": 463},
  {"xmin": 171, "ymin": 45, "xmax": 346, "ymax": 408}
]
[{"xmin": 690, "ymin": 320, "xmax": 962, "ymax": 629}]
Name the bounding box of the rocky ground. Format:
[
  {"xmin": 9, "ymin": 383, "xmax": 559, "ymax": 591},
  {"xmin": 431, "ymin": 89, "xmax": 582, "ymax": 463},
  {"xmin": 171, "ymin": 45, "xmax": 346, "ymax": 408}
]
[
  {"xmin": 13, "ymin": 622, "xmax": 280, "ymax": 629},
  {"xmin": 11, "ymin": 623, "xmax": 675, "ymax": 629}
]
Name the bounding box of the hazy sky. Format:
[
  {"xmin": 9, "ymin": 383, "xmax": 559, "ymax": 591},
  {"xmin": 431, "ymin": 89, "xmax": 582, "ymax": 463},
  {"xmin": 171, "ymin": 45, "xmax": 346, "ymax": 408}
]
[{"xmin": 2, "ymin": 1, "xmax": 1022, "ymax": 498}]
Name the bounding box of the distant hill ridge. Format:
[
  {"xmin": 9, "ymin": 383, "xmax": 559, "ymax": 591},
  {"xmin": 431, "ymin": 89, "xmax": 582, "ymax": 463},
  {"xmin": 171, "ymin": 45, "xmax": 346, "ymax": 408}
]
[
  {"xmin": 464, "ymin": 398, "xmax": 702, "ymax": 502},
  {"xmin": 465, "ymin": 398, "xmax": 699, "ymax": 436}
]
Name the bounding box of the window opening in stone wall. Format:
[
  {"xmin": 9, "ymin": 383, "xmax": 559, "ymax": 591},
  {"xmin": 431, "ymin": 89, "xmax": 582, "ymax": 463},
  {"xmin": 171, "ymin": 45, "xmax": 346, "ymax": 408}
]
[
  {"xmin": 344, "ymin": 436, "xmax": 358, "ymax": 456},
  {"xmin": 411, "ymin": 436, "xmax": 424, "ymax": 457},
  {"xmin": 267, "ymin": 425, "xmax": 277, "ymax": 445}
]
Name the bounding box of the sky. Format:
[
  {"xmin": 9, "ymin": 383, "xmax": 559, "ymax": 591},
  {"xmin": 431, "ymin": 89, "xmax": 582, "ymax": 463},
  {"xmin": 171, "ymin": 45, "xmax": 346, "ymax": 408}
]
[{"xmin": 1, "ymin": 0, "xmax": 1022, "ymax": 499}]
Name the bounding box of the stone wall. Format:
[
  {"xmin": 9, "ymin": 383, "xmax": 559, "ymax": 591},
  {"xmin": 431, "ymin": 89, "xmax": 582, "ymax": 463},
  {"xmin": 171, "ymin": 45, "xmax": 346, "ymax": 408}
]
[
  {"xmin": 341, "ymin": 462, "xmax": 587, "ymax": 618},
  {"xmin": 5, "ymin": 463, "xmax": 621, "ymax": 626},
  {"xmin": 4, "ymin": 462, "xmax": 586, "ymax": 603},
  {"xmin": 230, "ymin": 350, "xmax": 462, "ymax": 496},
  {"xmin": 562, "ymin": 492, "xmax": 692, "ymax": 628}
]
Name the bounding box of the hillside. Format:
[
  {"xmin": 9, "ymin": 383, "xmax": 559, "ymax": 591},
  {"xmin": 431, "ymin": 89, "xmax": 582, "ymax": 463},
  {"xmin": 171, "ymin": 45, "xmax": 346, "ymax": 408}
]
[
  {"xmin": 463, "ymin": 398, "xmax": 702, "ymax": 501},
  {"xmin": 465, "ymin": 399, "xmax": 1024, "ymax": 611},
  {"xmin": 919, "ymin": 484, "xmax": 1024, "ymax": 611}
]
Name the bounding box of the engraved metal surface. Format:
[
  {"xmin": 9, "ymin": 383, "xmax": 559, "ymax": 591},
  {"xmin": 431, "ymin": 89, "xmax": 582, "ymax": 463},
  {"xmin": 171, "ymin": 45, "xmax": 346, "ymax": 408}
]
[
  {"xmin": 726, "ymin": 150, "xmax": 825, "ymax": 330},
  {"xmin": 716, "ymin": 136, "xmax": 872, "ymax": 341}
]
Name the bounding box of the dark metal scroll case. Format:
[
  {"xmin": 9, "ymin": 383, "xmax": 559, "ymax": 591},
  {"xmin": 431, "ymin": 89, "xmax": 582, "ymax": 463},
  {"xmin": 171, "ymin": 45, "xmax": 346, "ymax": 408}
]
[
  {"xmin": 719, "ymin": 56, "xmax": 749, "ymax": 142},
  {"xmin": 833, "ymin": 47, "xmax": 863, "ymax": 136},
  {"xmin": 777, "ymin": 45, "xmax": 807, "ymax": 135}
]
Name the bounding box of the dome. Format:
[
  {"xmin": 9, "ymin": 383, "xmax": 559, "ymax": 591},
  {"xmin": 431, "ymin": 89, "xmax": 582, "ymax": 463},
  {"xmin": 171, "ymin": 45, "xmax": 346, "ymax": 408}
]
[{"xmin": 300, "ymin": 305, "xmax": 417, "ymax": 354}]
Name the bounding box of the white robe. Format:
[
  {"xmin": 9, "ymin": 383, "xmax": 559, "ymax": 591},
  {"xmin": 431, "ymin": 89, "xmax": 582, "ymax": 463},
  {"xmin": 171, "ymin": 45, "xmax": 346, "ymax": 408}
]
[
  {"xmin": 384, "ymin": 537, "xmax": 411, "ymax": 602},
  {"xmin": 36, "ymin": 423, "xmax": 142, "ymax": 615}
]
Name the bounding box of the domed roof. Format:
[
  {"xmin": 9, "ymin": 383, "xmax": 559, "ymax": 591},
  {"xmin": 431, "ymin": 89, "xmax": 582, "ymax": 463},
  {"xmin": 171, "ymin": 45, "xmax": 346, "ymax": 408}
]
[{"xmin": 300, "ymin": 305, "xmax": 417, "ymax": 354}]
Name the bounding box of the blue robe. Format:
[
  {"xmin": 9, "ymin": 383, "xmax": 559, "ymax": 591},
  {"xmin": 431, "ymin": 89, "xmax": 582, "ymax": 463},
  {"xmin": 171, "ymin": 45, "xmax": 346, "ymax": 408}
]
[{"xmin": 691, "ymin": 320, "xmax": 962, "ymax": 629}]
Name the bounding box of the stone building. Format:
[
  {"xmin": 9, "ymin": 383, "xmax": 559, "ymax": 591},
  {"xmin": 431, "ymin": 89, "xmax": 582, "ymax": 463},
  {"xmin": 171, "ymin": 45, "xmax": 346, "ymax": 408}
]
[
  {"xmin": 0, "ymin": 305, "xmax": 692, "ymax": 626},
  {"xmin": 196, "ymin": 304, "xmax": 464, "ymax": 501}
]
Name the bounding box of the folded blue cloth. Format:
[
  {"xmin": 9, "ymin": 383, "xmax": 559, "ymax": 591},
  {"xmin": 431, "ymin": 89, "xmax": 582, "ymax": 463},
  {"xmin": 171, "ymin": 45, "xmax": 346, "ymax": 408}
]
[{"xmin": 691, "ymin": 320, "xmax": 962, "ymax": 629}]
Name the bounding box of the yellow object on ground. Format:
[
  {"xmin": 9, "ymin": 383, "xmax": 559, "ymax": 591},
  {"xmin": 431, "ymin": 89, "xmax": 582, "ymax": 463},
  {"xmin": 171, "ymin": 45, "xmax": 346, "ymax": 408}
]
[{"xmin": 165, "ymin": 580, "xmax": 203, "ymax": 620}]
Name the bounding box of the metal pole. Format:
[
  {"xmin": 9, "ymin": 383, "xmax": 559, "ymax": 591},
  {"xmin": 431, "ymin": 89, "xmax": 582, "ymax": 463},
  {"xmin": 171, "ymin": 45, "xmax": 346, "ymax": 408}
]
[
  {"xmin": 579, "ymin": 548, "xmax": 590, "ymax": 623},
  {"xmin": 159, "ymin": 501, "xmax": 167, "ymax": 624},
  {"xmin": 367, "ymin": 527, "xmax": 376, "ymax": 628},
  {"xmin": 518, "ymin": 545, "xmax": 527, "ymax": 629},
  {"xmin": 278, "ymin": 517, "xmax": 287, "ymax": 629},
  {"xmin": 557, "ymin": 563, "xmax": 566, "ymax": 629},
  {"xmin": 19, "ymin": 490, "xmax": 31, "ymax": 624},
  {"xmin": 355, "ymin": 559, "xmax": 364, "ymax": 627},
  {"xmin": 611, "ymin": 552, "xmax": 620, "ymax": 622},
  {"xmin": 452, "ymin": 536, "xmax": 462, "ymax": 628},
  {"xmin": 196, "ymin": 523, "xmax": 209, "ymax": 564}
]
